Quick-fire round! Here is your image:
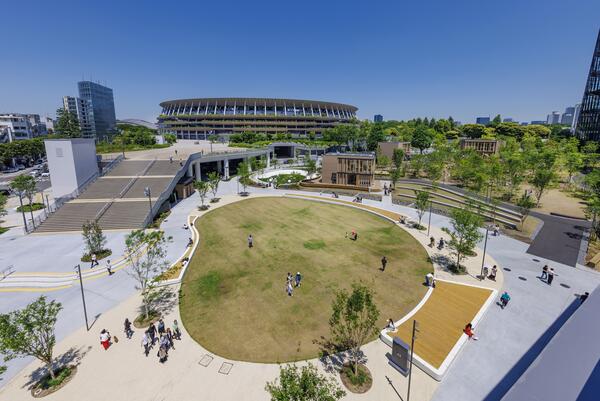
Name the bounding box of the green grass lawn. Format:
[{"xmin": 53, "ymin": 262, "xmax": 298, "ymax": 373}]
[{"xmin": 180, "ymin": 197, "xmax": 431, "ymax": 363}]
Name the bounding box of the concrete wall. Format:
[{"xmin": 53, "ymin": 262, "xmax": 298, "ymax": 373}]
[
  {"xmin": 378, "ymin": 141, "xmax": 411, "ymax": 160},
  {"xmin": 45, "ymin": 139, "xmax": 99, "ymax": 199}
]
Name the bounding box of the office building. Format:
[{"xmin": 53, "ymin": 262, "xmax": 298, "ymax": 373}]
[
  {"xmin": 546, "ymin": 111, "xmax": 560, "ymax": 125},
  {"xmin": 374, "ymin": 114, "xmax": 384, "ymax": 122},
  {"xmin": 63, "ymin": 96, "xmax": 96, "ymax": 138},
  {"xmin": 560, "ymin": 107, "xmax": 575, "ymax": 126},
  {"xmin": 476, "ymin": 116, "xmax": 490, "ymax": 125},
  {"xmin": 575, "ymin": 29, "xmax": 600, "ymax": 142},
  {"xmin": 459, "ymin": 138, "xmax": 500, "ymax": 155},
  {"xmin": 378, "ymin": 141, "xmax": 411, "ymax": 160},
  {"xmin": 77, "ymin": 81, "xmax": 117, "ymax": 140},
  {"xmin": 158, "ymin": 98, "xmax": 357, "ymax": 140},
  {"xmin": 572, "ymin": 104, "xmax": 582, "ymax": 131},
  {"xmin": 321, "ymin": 153, "xmax": 375, "ymax": 188},
  {"xmin": 0, "ymin": 113, "xmax": 46, "ymax": 142}
]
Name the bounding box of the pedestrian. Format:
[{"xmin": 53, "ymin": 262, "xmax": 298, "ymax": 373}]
[
  {"xmin": 425, "ymin": 272, "xmax": 434, "ymax": 287},
  {"xmin": 187, "ymin": 237, "xmax": 193, "ymax": 247},
  {"xmin": 381, "ymin": 256, "xmax": 387, "ymax": 271},
  {"xmin": 464, "ymin": 323, "xmax": 478, "ymax": 340},
  {"xmin": 286, "ymin": 281, "xmax": 293, "ymax": 297},
  {"xmin": 106, "ymin": 259, "xmax": 113, "ymax": 276},
  {"xmin": 295, "ymin": 272, "xmax": 302, "ymax": 287},
  {"xmin": 160, "ymin": 333, "xmax": 170, "ymax": 352},
  {"xmin": 148, "ymin": 323, "xmax": 157, "ymax": 345},
  {"xmin": 166, "ymin": 328, "xmax": 175, "ymax": 350},
  {"xmin": 91, "ymin": 253, "xmax": 98, "ymax": 268},
  {"xmin": 100, "ymin": 329, "xmax": 111, "ymax": 350},
  {"xmin": 438, "ymin": 238, "xmax": 445, "ymax": 250},
  {"xmin": 541, "ymin": 265, "xmax": 549, "ymax": 280},
  {"xmin": 386, "ymin": 318, "xmax": 396, "ymax": 331},
  {"xmin": 169, "ymin": 156, "xmax": 173, "ymax": 164},
  {"xmin": 157, "ymin": 341, "xmax": 168, "ymax": 363},
  {"xmin": 489, "ymin": 265, "xmax": 497, "ymax": 281},
  {"xmin": 481, "ymin": 266, "xmax": 489, "ymax": 280},
  {"xmin": 141, "ymin": 331, "xmax": 150, "ymax": 357},
  {"xmin": 286, "ymin": 272, "xmax": 292, "ymax": 285},
  {"xmin": 547, "ymin": 268, "xmax": 555, "ymax": 285},
  {"xmin": 124, "ymin": 318, "xmax": 133, "ymax": 339},
  {"xmin": 499, "ymin": 291, "xmax": 511, "ymax": 309},
  {"xmin": 158, "ymin": 319, "xmax": 165, "ymax": 336},
  {"xmin": 580, "ymin": 292, "xmax": 589, "ymax": 303},
  {"xmin": 494, "ymin": 224, "xmax": 500, "ymax": 236},
  {"xmin": 172, "ymin": 320, "xmax": 181, "ymax": 340},
  {"xmin": 429, "ymin": 236, "xmax": 435, "ymax": 247},
  {"xmin": 248, "ymin": 234, "xmax": 253, "ymax": 248}
]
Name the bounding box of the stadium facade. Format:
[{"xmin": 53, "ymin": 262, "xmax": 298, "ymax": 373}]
[{"xmin": 158, "ymin": 97, "xmax": 357, "ymax": 140}]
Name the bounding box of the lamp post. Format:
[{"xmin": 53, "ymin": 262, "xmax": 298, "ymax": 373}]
[
  {"xmin": 144, "ymin": 187, "xmax": 153, "ymax": 214},
  {"xmin": 427, "ymin": 200, "xmax": 433, "ymax": 237},
  {"xmin": 75, "ymin": 264, "xmax": 90, "ymax": 331},
  {"xmin": 479, "ymin": 183, "xmax": 492, "ymax": 280},
  {"xmin": 407, "ymin": 319, "xmax": 419, "ymax": 401}
]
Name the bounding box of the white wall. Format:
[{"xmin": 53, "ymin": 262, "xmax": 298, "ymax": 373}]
[{"xmin": 45, "ymin": 139, "xmax": 98, "ymax": 200}]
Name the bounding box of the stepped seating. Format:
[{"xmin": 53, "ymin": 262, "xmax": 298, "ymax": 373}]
[
  {"xmin": 97, "ymin": 201, "xmax": 151, "ymax": 229},
  {"xmin": 78, "ymin": 178, "xmax": 132, "ymax": 199},
  {"xmin": 144, "ymin": 160, "xmax": 183, "ymax": 176},
  {"xmin": 35, "ymin": 202, "xmax": 107, "ymax": 233},
  {"xmin": 122, "ymin": 177, "xmax": 174, "ymax": 198},
  {"xmin": 104, "ymin": 160, "xmax": 151, "ymax": 177}
]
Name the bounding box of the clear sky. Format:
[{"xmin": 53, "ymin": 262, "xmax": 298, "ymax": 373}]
[{"xmin": 1, "ymin": 0, "xmax": 599, "ymax": 124}]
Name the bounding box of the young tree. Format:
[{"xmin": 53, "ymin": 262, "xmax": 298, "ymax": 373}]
[
  {"xmin": 442, "ymin": 206, "xmax": 484, "ymax": 271},
  {"xmin": 414, "ymin": 190, "xmax": 430, "ymax": 228},
  {"xmin": 10, "ymin": 174, "xmax": 37, "ymax": 230},
  {"xmin": 392, "ymin": 148, "xmax": 405, "ymax": 169},
  {"xmin": 265, "ymin": 363, "xmax": 346, "ymax": 401},
  {"xmin": 0, "ymin": 192, "xmax": 7, "ymax": 224},
  {"xmin": 531, "ymin": 169, "xmax": 555, "ymax": 206},
  {"xmin": 82, "ymin": 220, "xmax": 107, "ymax": 255},
  {"xmin": 194, "ymin": 180, "xmax": 210, "ymax": 208},
  {"xmin": 0, "ymin": 296, "xmax": 62, "ymax": 379},
  {"xmin": 329, "ymin": 283, "xmax": 380, "ymax": 376},
  {"xmin": 516, "ymin": 192, "xmax": 536, "ymax": 231},
  {"xmin": 237, "ymin": 160, "xmax": 251, "ymax": 193},
  {"xmin": 377, "ymin": 155, "xmax": 390, "ymax": 169},
  {"xmin": 411, "ymin": 125, "xmax": 434, "ymax": 154},
  {"xmin": 390, "ymin": 167, "xmax": 402, "ymax": 190},
  {"xmin": 304, "ymin": 158, "xmax": 317, "ymax": 176},
  {"xmin": 207, "ymin": 171, "xmax": 221, "ymax": 200},
  {"xmin": 55, "ymin": 107, "xmax": 81, "ymax": 138},
  {"xmin": 124, "ymin": 230, "xmax": 171, "ymax": 319}
]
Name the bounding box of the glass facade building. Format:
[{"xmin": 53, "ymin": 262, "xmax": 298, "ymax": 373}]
[
  {"xmin": 77, "ymin": 81, "xmax": 116, "ymax": 140},
  {"xmin": 576, "ymin": 29, "xmax": 600, "ymax": 142}
]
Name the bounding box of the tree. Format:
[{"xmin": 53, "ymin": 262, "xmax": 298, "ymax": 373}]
[
  {"xmin": 461, "ymin": 124, "xmax": 487, "ymax": 139},
  {"xmin": 390, "ymin": 167, "xmax": 402, "ymax": 190},
  {"xmin": 367, "ymin": 123, "xmax": 386, "ymax": 151},
  {"xmin": 329, "ymin": 283, "xmax": 380, "ymax": 376},
  {"xmin": 207, "ymin": 171, "xmax": 221, "ymax": 200},
  {"xmin": 82, "ymin": 220, "xmax": 107, "ymax": 255},
  {"xmin": 411, "ymin": 125, "xmax": 434, "ymax": 153},
  {"xmin": 491, "ymin": 114, "xmax": 502, "ymax": 126},
  {"xmin": 0, "ymin": 296, "xmax": 62, "ymax": 379},
  {"xmin": 516, "ymin": 192, "xmax": 536, "ymax": 231},
  {"xmin": 304, "ymin": 158, "xmax": 317, "ymax": 176},
  {"xmin": 0, "ymin": 192, "xmax": 7, "ymax": 222},
  {"xmin": 194, "ymin": 180, "xmax": 210, "ymax": 208},
  {"xmin": 414, "ymin": 190, "xmax": 430, "ymax": 228},
  {"xmin": 377, "ymin": 155, "xmax": 390, "ymax": 168},
  {"xmin": 55, "ymin": 107, "xmax": 81, "ymax": 138},
  {"xmin": 237, "ymin": 160, "xmax": 251, "ymax": 193},
  {"xmin": 10, "ymin": 174, "xmax": 37, "ymax": 230},
  {"xmin": 531, "ymin": 169, "xmax": 555, "ymax": 206},
  {"xmin": 562, "ymin": 138, "xmax": 583, "ymax": 184},
  {"xmin": 392, "ymin": 148, "xmax": 405, "ymax": 169},
  {"xmin": 442, "ymin": 206, "xmax": 483, "ymax": 271},
  {"xmin": 124, "ymin": 230, "xmax": 171, "ymax": 319},
  {"xmin": 265, "ymin": 363, "xmax": 346, "ymax": 401}
]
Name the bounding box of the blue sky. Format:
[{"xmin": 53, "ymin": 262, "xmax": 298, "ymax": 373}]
[{"xmin": 1, "ymin": 0, "xmax": 599, "ymax": 123}]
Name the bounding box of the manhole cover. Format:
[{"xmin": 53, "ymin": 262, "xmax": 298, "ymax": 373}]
[
  {"xmin": 503, "ymin": 268, "xmax": 512, "ymax": 272},
  {"xmin": 518, "ymin": 276, "xmax": 527, "ymax": 281},
  {"xmin": 560, "ymin": 283, "xmax": 571, "ymax": 289},
  {"xmin": 532, "ymin": 259, "xmax": 540, "ymax": 262},
  {"xmin": 219, "ymin": 362, "xmax": 233, "ymax": 375},
  {"xmin": 199, "ymin": 354, "xmax": 213, "ymax": 367}
]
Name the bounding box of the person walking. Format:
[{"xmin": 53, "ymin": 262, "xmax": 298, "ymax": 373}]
[
  {"xmin": 247, "ymin": 234, "xmax": 253, "ymax": 248},
  {"xmin": 547, "ymin": 268, "xmax": 555, "ymax": 285},
  {"xmin": 438, "ymin": 238, "xmax": 445, "ymax": 250},
  {"xmin": 499, "ymin": 292, "xmax": 511, "ymax": 309},
  {"xmin": 464, "ymin": 323, "xmax": 479, "ymax": 340},
  {"xmin": 141, "ymin": 332, "xmax": 150, "ymax": 357},
  {"xmin": 172, "ymin": 320, "xmax": 181, "ymax": 340},
  {"xmin": 124, "ymin": 318, "xmax": 133, "ymax": 339},
  {"xmin": 166, "ymin": 328, "xmax": 175, "ymax": 350},
  {"xmin": 157, "ymin": 319, "xmax": 165, "ymax": 337},
  {"xmin": 106, "ymin": 260, "xmax": 113, "ymax": 276},
  {"xmin": 295, "ymin": 272, "xmax": 302, "ymax": 287},
  {"xmin": 91, "ymin": 253, "xmax": 98, "ymax": 268},
  {"xmin": 286, "ymin": 281, "xmax": 293, "ymax": 297},
  {"xmin": 148, "ymin": 323, "xmax": 157, "ymax": 345},
  {"xmin": 489, "ymin": 265, "xmax": 498, "ymax": 281},
  {"xmin": 100, "ymin": 329, "xmax": 111, "ymax": 350},
  {"xmin": 429, "ymin": 237, "xmax": 435, "ymax": 247},
  {"xmin": 381, "ymin": 256, "xmax": 387, "ymax": 271},
  {"xmin": 426, "ymin": 272, "xmax": 434, "ymax": 287},
  {"xmin": 541, "ymin": 265, "xmax": 549, "ymax": 281}
]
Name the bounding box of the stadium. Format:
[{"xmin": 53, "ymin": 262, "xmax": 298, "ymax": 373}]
[{"xmin": 157, "ymin": 97, "xmax": 358, "ymax": 140}]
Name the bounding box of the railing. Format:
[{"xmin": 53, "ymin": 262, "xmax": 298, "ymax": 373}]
[{"xmin": 101, "ymin": 154, "xmax": 124, "ymax": 175}]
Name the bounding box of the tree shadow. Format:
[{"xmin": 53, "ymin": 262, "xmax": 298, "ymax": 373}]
[
  {"xmin": 313, "ymin": 335, "xmax": 367, "ymax": 374},
  {"xmin": 137, "ymin": 287, "xmax": 178, "ymax": 318},
  {"xmin": 22, "ymin": 345, "xmax": 92, "ymax": 389}
]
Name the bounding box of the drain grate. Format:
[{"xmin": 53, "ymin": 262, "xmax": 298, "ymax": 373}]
[
  {"xmin": 199, "ymin": 354, "xmax": 214, "ymax": 367},
  {"xmin": 560, "ymin": 283, "xmax": 571, "ymax": 289},
  {"xmin": 503, "ymin": 268, "xmax": 512, "ymax": 272},
  {"xmin": 518, "ymin": 276, "xmax": 527, "ymax": 281},
  {"xmin": 532, "ymin": 258, "xmax": 540, "ymax": 262},
  {"xmin": 219, "ymin": 362, "xmax": 233, "ymax": 375}
]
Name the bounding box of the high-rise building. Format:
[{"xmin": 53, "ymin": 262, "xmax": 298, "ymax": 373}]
[
  {"xmin": 575, "ymin": 29, "xmax": 600, "ymax": 142},
  {"xmin": 374, "ymin": 114, "xmax": 384, "ymax": 122},
  {"xmin": 546, "ymin": 111, "xmax": 560, "ymax": 125},
  {"xmin": 572, "ymin": 103, "xmax": 582, "ymax": 131},
  {"xmin": 78, "ymin": 81, "xmax": 116, "ymax": 139},
  {"xmin": 560, "ymin": 106, "xmax": 575, "ymax": 126},
  {"xmin": 63, "ymin": 96, "xmax": 96, "ymax": 138},
  {"xmin": 0, "ymin": 113, "xmax": 46, "ymax": 142},
  {"xmin": 476, "ymin": 116, "xmax": 490, "ymax": 125}
]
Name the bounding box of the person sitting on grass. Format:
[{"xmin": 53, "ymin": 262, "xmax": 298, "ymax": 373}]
[
  {"xmin": 464, "ymin": 323, "xmax": 478, "ymax": 340},
  {"xmin": 386, "ymin": 318, "xmax": 396, "ymax": 331}
]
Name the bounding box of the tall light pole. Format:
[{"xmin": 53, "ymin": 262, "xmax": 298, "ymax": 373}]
[
  {"xmin": 75, "ymin": 264, "xmax": 89, "ymax": 331},
  {"xmin": 144, "ymin": 187, "xmax": 153, "ymax": 214},
  {"xmin": 427, "ymin": 200, "xmax": 433, "ymax": 237},
  {"xmin": 480, "ymin": 182, "xmax": 493, "ymax": 280},
  {"xmin": 407, "ymin": 319, "xmax": 419, "ymax": 401}
]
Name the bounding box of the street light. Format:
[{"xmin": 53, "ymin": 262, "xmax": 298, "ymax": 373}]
[
  {"xmin": 74, "ymin": 264, "xmax": 90, "ymax": 331},
  {"xmin": 407, "ymin": 319, "xmax": 420, "ymax": 401},
  {"xmin": 427, "ymin": 200, "xmax": 433, "ymax": 237},
  {"xmin": 144, "ymin": 187, "xmax": 153, "ymax": 214},
  {"xmin": 479, "ymin": 183, "xmax": 493, "ymax": 280}
]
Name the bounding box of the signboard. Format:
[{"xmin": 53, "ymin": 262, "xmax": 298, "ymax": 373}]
[{"xmin": 390, "ymin": 336, "xmax": 410, "ymax": 375}]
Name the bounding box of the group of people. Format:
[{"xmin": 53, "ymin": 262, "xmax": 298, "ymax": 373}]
[
  {"xmin": 428, "ymin": 236, "xmax": 445, "ymax": 250},
  {"xmin": 541, "ymin": 264, "xmax": 556, "ymax": 285},
  {"xmin": 352, "ymin": 195, "xmax": 363, "ymax": 203},
  {"xmin": 383, "ymin": 184, "xmax": 392, "ymax": 196},
  {"xmin": 140, "ymin": 319, "xmax": 182, "ymax": 363},
  {"xmin": 90, "ymin": 254, "xmax": 113, "ymax": 275},
  {"xmin": 285, "ymin": 272, "xmax": 302, "ymax": 296},
  {"xmin": 481, "ymin": 265, "xmax": 498, "ymax": 281}
]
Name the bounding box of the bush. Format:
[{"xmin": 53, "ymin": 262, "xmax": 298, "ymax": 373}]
[
  {"xmin": 80, "ymin": 249, "xmax": 112, "ymax": 262},
  {"xmin": 133, "ymin": 309, "xmax": 160, "ymax": 328},
  {"xmin": 44, "ymin": 366, "xmax": 72, "ymax": 389},
  {"xmin": 17, "ymin": 203, "xmax": 44, "ymax": 212}
]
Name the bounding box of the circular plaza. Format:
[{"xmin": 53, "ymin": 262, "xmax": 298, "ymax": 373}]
[{"xmin": 179, "ymin": 197, "xmax": 431, "ymax": 362}]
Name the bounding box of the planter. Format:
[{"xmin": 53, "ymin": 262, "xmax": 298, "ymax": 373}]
[
  {"xmin": 239, "ymin": 192, "xmax": 250, "ymax": 197},
  {"xmin": 133, "ymin": 310, "xmax": 161, "ymax": 328},
  {"xmin": 339, "ymin": 363, "xmax": 373, "ymax": 394},
  {"xmin": 31, "ymin": 365, "xmax": 77, "ymax": 398},
  {"xmin": 210, "ymin": 198, "xmax": 220, "ymax": 203},
  {"xmin": 198, "ymin": 205, "xmax": 210, "ymax": 211},
  {"xmin": 81, "ymin": 249, "xmax": 112, "ymax": 262}
]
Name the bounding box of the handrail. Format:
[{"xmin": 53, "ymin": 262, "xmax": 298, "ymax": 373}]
[
  {"xmin": 94, "ymin": 201, "xmax": 113, "ymax": 221},
  {"xmin": 140, "ymin": 159, "xmax": 157, "ymax": 176},
  {"xmin": 119, "ymin": 177, "xmax": 138, "ymax": 198}
]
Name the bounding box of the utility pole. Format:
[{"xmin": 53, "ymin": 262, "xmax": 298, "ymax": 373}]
[
  {"xmin": 75, "ymin": 264, "xmax": 89, "ymax": 331},
  {"xmin": 407, "ymin": 319, "xmax": 419, "ymax": 401},
  {"xmin": 427, "ymin": 200, "xmax": 433, "ymax": 237}
]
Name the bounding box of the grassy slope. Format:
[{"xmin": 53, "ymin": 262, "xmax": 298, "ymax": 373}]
[{"xmin": 180, "ymin": 197, "xmax": 430, "ymax": 362}]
